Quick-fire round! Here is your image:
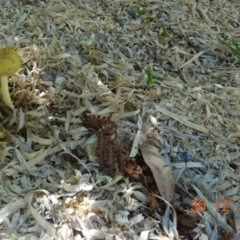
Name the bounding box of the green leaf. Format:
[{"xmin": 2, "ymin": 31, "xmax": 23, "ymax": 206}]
[
  {"xmin": 219, "ymin": 39, "xmax": 240, "ymax": 59},
  {"xmin": 136, "ymin": 6, "xmax": 142, "ymax": 18},
  {"xmin": 145, "ymin": 68, "xmax": 153, "ymax": 89},
  {"xmin": 161, "ymin": 25, "xmax": 168, "ymax": 37},
  {"xmin": 144, "ymin": 16, "xmax": 154, "ymax": 21}
]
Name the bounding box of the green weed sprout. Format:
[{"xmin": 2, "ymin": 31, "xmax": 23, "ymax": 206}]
[
  {"xmin": 144, "ymin": 16, "xmax": 154, "ymax": 22},
  {"xmin": 219, "ymin": 39, "xmax": 240, "ymax": 59},
  {"xmin": 161, "ymin": 25, "xmax": 168, "ymax": 37},
  {"xmin": 145, "ymin": 68, "xmax": 153, "ymax": 89},
  {"xmin": 136, "ymin": 6, "xmax": 154, "ymax": 21},
  {"xmin": 136, "ymin": 6, "xmax": 142, "ymax": 18},
  {"xmin": 159, "ymin": 25, "xmax": 171, "ymax": 42}
]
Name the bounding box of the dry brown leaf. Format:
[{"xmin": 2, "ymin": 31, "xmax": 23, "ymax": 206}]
[{"xmin": 139, "ymin": 141, "xmax": 175, "ymax": 202}]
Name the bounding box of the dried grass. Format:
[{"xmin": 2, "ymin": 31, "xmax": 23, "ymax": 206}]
[{"xmin": 0, "ymin": 0, "xmax": 240, "ymax": 239}]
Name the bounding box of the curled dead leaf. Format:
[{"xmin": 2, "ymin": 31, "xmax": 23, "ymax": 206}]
[{"xmin": 139, "ymin": 142, "xmax": 175, "ymax": 202}]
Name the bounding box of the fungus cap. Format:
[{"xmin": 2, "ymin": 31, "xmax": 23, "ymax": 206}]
[{"xmin": 0, "ymin": 47, "xmax": 21, "ymax": 77}]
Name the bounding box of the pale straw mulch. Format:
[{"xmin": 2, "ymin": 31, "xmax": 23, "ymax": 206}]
[{"xmin": 0, "ymin": 0, "xmax": 240, "ymax": 239}]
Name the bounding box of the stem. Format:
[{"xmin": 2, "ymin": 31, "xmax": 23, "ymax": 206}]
[{"xmin": 1, "ymin": 76, "xmax": 14, "ymax": 109}]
